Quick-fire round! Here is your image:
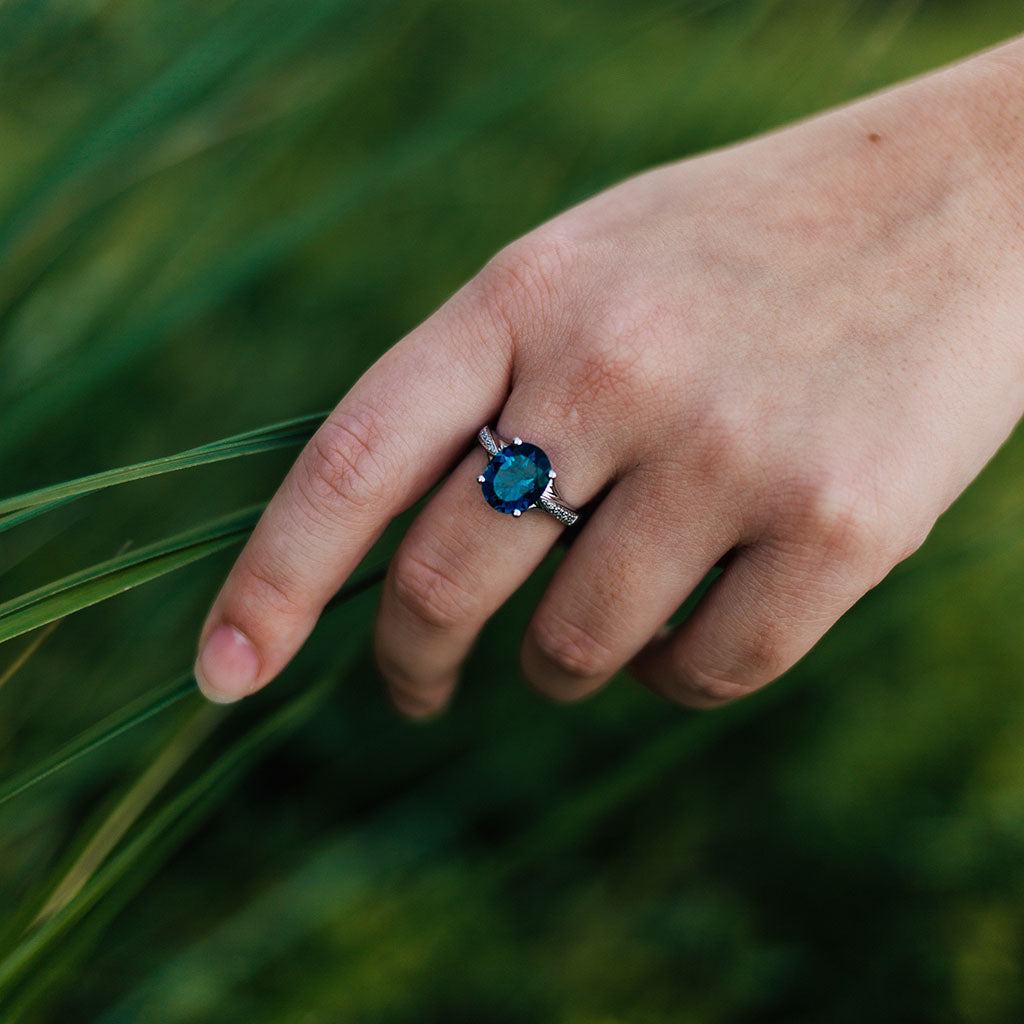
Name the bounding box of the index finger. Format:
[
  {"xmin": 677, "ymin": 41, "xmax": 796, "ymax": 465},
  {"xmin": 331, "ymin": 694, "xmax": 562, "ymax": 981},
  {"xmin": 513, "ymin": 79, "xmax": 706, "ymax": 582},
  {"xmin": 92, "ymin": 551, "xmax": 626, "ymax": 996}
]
[{"xmin": 194, "ymin": 284, "xmax": 513, "ymax": 702}]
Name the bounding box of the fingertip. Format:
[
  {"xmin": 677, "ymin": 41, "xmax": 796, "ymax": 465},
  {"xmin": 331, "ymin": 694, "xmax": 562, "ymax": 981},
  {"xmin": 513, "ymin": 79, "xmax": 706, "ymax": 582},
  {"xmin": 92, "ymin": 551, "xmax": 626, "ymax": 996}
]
[
  {"xmin": 388, "ymin": 688, "xmax": 449, "ymax": 721},
  {"xmin": 195, "ymin": 624, "xmax": 262, "ymax": 704},
  {"xmin": 524, "ymin": 668, "xmax": 605, "ymax": 705},
  {"xmin": 383, "ymin": 670, "xmax": 457, "ymax": 721}
]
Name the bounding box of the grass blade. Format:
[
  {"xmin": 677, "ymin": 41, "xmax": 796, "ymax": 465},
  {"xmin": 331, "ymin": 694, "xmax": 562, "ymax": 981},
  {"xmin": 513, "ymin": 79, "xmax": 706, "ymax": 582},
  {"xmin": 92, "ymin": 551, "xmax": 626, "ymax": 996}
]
[
  {"xmin": 0, "ymin": 497, "xmax": 80, "ymax": 535},
  {"xmin": 0, "ymin": 506, "xmax": 263, "ymax": 645},
  {"xmin": 0, "ymin": 562, "xmax": 386, "ymax": 807},
  {"xmin": 0, "ymin": 674, "xmax": 197, "ymax": 808},
  {"xmin": 0, "ymin": 619, "xmax": 61, "ymax": 695},
  {"xmin": 30, "ymin": 704, "xmax": 222, "ymax": 927},
  {"xmin": 0, "ymin": 668, "xmax": 335, "ymax": 1000},
  {"xmin": 0, "ymin": 411, "xmax": 323, "ymax": 530}
]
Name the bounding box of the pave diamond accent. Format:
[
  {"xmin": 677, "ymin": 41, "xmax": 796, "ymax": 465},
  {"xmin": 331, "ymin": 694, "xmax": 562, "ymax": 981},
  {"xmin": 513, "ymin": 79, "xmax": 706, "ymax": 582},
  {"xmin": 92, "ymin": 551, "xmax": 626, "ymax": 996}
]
[
  {"xmin": 477, "ymin": 425, "xmax": 501, "ymax": 457},
  {"xmin": 538, "ymin": 493, "xmax": 579, "ymax": 526}
]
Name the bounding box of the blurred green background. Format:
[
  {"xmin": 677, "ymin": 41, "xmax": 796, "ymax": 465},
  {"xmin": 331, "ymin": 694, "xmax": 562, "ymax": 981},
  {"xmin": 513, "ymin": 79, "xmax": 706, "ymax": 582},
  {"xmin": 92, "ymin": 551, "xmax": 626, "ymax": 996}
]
[{"xmin": 2, "ymin": 0, "xmax": 1024, "ymax": 1020}]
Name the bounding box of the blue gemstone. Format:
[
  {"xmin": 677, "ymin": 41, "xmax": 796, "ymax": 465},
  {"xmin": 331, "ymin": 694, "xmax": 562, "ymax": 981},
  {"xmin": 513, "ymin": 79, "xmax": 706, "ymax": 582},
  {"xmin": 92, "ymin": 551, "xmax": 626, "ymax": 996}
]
[{"xmin": 480, "ymin": 442, "xmax": 552, "ymax": 515}]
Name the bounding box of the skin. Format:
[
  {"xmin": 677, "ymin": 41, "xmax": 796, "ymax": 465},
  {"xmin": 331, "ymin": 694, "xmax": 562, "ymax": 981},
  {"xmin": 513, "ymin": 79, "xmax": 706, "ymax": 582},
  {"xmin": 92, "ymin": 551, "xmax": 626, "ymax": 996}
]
[{"xmin": 194, "ymin": 36, "xmax": 1024, "ymax": 714}]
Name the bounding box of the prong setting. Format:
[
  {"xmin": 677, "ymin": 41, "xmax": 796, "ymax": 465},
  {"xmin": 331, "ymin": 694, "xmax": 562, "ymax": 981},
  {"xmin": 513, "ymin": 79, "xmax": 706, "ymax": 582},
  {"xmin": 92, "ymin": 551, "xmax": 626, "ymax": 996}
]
[{"xmin": 476, "ymin": 425, "xmax": 578, "ymax": 526}]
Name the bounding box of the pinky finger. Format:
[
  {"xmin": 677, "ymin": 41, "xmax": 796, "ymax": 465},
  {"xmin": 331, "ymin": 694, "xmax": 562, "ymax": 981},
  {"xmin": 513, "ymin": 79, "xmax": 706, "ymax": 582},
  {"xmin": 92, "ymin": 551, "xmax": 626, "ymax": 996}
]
[{"xmin": 631, "ymin": 540, "xmax": 884, "ymax": 709}]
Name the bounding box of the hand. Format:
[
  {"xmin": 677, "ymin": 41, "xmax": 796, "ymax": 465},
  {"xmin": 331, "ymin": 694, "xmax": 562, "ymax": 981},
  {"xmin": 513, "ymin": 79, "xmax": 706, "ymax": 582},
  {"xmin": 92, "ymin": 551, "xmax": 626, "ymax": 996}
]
[{"xmin": 194, "ymin": 40, "xmax": 1024, "ymax": 713}]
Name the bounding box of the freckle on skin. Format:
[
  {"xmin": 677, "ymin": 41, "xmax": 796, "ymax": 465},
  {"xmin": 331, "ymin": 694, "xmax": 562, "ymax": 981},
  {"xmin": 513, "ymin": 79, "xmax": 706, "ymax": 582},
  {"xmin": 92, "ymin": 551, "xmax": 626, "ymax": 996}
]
[{"xmin": 868, "ymin": 132, "xmax": 882, "ymax": 144}]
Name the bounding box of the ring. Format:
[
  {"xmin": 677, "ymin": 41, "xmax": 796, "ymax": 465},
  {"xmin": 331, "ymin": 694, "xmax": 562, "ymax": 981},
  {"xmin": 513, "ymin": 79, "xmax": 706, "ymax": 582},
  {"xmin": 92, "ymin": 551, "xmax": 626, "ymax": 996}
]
[{"xmin": 476, "ymin": 426, "xmax": 579, "ymax": 526}]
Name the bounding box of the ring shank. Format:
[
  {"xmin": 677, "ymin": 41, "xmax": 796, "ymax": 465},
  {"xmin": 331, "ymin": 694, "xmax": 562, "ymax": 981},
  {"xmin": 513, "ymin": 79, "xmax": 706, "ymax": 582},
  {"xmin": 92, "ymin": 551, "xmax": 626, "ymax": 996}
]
[
  {"xmin": 477, "ymin": 425, "xmax": 501, "ymax": 457},
  {"xmin": 538, "ymin": 491, "xmax": 579, "ymax": 526}
]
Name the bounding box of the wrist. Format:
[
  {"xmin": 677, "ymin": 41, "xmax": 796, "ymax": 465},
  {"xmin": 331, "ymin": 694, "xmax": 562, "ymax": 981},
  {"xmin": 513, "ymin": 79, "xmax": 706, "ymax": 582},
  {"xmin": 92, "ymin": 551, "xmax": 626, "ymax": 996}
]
[
  {"xmin": 945, "ymin": 35, "xmax": 1024, "ymax": 221},
  {"xmin": 841, "ymin": 36, "xmax": 1024, "ymax": 294},
  {"xmin": 817, "ymin": 35, "xmax": 1024, "ymax": 229},
  {"xmin": 799, "ymin": 38, "xmax": 1024, "ymax": 397}
]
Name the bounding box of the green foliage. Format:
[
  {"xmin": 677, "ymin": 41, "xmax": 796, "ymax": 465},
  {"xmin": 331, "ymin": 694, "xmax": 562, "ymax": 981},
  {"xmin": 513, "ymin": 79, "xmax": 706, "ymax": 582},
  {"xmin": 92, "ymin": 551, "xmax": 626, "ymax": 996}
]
[
  {"xmin": 0, "ymin": 506, "xmax": 263, "ymax": 644},
  {"xmin": 2, "ymin": 1, "xmax": 1024, "ymax": 1021},
  {"xmin": 0, "ymin": 411, "xmax": 322, "ymax": 532}
]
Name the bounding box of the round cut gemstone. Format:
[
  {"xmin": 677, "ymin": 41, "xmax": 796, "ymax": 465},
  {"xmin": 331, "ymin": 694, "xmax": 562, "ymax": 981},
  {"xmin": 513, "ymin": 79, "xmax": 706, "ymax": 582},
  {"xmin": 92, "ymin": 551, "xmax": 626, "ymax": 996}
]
[{"xmin": 480, "ymin": 442, "xmax": 551, "ymax": 515}]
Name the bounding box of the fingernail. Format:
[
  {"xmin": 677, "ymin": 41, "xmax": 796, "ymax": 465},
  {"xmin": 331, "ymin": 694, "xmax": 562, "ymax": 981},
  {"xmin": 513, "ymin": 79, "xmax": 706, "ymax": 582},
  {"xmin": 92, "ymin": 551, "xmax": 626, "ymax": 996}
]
[{"xmin": 194, "ymin": 625, "xmax": 261, "ymax": 703}]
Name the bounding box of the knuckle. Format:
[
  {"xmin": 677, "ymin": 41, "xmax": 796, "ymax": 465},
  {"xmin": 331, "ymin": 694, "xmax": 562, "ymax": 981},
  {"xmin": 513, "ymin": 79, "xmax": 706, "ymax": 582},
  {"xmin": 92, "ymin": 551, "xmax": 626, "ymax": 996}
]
[
  {"xmin": 473, "ymin": 232, "xmax": 580, "ymax": 334},
  {"xmin": 690, "ymin": 397, "xmax": 756, "ymax": 477},
  {"xmin": 668, "ymin": 628, "xmax": 782, "ymax": 707},
  {"xmin": 300, "ymin": 411, "xmax": 389, "ymax": 518},
  {"xmin": 234, "ymin": 560, "xmax": 306, "ymax": 623},
  {"xmin": 789, "ymin": 469, "xmax": 889, "ymax": 565},
  {"xmin": 529, "ymin": 612, "xmax": 617, "ymax": 681},
  {"xmin": 897, "ymin": 516, "xmax": 933, "ymax": 562},
  {"xmin": 730, "ymin": 623, "xmax": 788, "ymax": 686},
  {"xmin": 675, "ymin": 665, "xmax": 757, "ymax": 707},
  {"xmin": 389, "ymin": 547, "xmax": 477, "ymax": 633}
]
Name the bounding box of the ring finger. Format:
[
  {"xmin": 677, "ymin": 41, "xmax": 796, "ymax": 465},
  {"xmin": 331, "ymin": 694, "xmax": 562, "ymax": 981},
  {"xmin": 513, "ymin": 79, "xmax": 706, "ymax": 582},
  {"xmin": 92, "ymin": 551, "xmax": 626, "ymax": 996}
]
[
  {"xmin": 374, "ymin": 401, "xmax": 616, "ymax": 716},
  {"xmin": 519, "ymin": 469, "xmax": 733, "ymax": 702}
]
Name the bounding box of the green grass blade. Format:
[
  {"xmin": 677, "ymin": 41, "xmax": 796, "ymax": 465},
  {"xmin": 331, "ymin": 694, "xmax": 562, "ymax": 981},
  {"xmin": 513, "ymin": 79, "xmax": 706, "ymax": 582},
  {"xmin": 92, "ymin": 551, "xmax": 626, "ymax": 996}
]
[
  {"xmin": 0, "ymin": 674, "xmax": 197, "ymax": 808},
  {"xmin": 0, "ymin": 563, "xmax": 385, "ymax": 808},
  {"xmin": 0, "ymin": 670, "xmax": 333, "ymax": 1000},
  {"xmin": 0, "ymin": 506, "xmax": 263, "ymax": 645},
  {"xmin": 31, "ymin": 704, "xmax": 222, "ymax": 927},
  {"xmin": 0, "ymin": 497, "xmax": 79, "ymax": 534},
  {"xmin": 0, "ymin": 410, "xmax": 323, "ymax": 529},
  {"xmin": 0, "ymin": 619, "xmax": 62, "ymax": 695}
]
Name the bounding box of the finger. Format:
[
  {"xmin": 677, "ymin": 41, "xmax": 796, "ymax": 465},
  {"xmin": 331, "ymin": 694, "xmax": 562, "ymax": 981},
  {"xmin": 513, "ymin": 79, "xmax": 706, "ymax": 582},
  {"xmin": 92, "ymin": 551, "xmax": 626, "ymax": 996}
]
[
  {"xmin": 373, "ymin": 449, "xmax": 561, "ymax": 717},
  {"xmin": 520, "ymin": 473, "xmax": 731, "ymax": 702},
  {"xmin": 374, "ymin": 402, "xmax": 616, "ymax": 717},
  {"xmin": 630, "ymin": 536, "xmax": 884, "ymax": 708},
  {"xmin": 194, "ymin": 287, "xmax": 514, "ymax": 702}
]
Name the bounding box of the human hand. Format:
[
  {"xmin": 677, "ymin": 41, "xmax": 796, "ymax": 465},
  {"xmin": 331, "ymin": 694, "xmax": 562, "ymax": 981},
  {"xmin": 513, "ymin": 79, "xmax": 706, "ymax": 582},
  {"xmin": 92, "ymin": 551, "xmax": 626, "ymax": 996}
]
[{"xmin": 194, "ymin": 39, "xmax": 1024, "ymax": 713}]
